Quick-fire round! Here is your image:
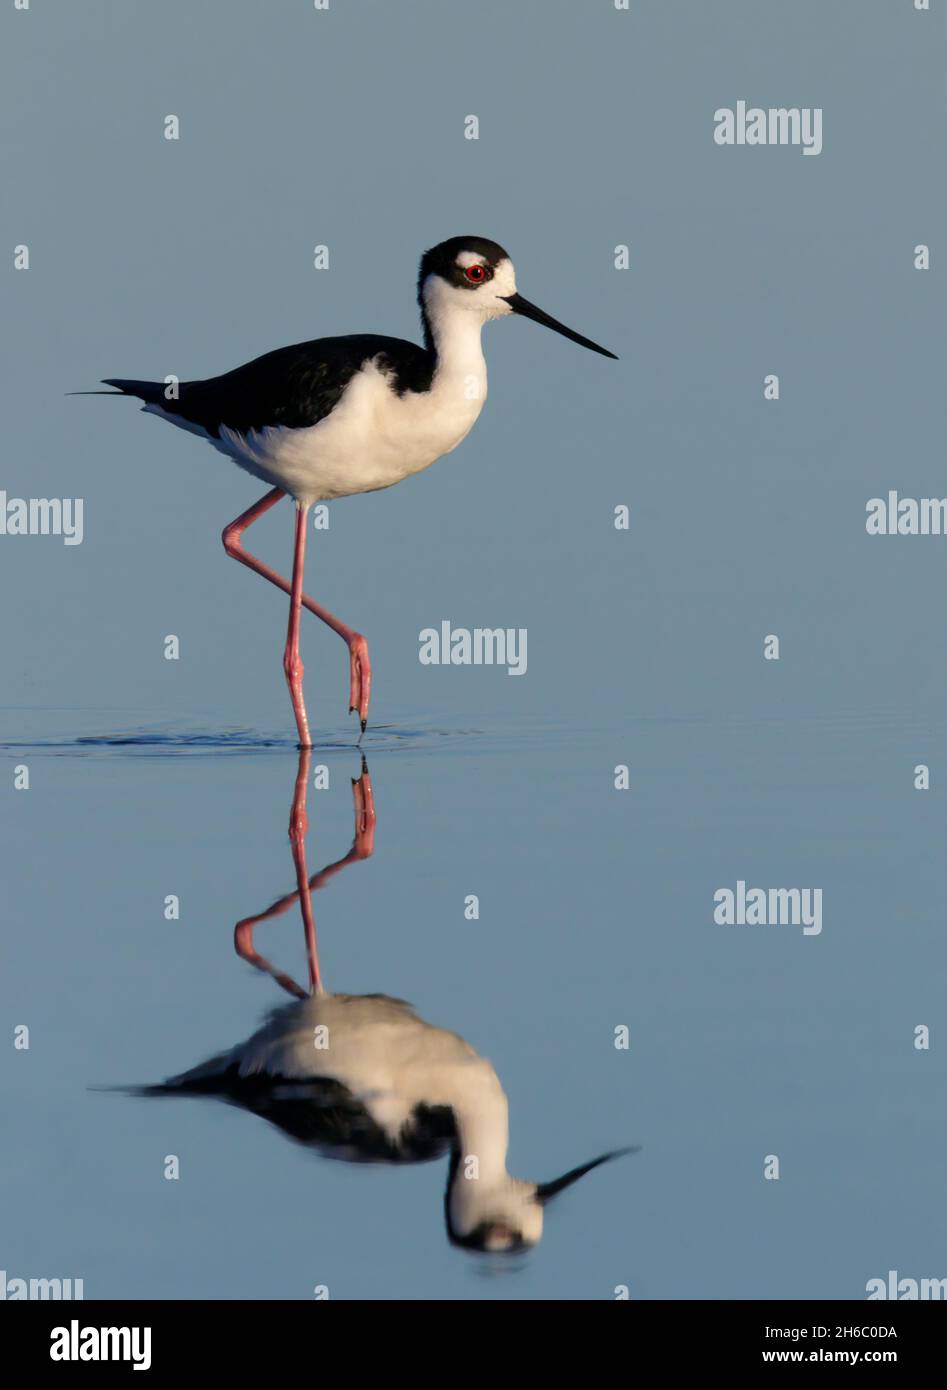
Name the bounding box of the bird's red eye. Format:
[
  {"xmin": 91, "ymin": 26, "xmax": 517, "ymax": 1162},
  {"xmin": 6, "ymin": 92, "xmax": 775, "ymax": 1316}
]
[{"xmin": 464, "ymin": 264, "xmax": 487, "ymax": 283}]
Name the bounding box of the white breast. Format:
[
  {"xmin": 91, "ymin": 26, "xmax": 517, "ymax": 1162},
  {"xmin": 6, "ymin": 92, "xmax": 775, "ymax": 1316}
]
[{"xmin": 215, "ymin": 344, "xmax": 487, "ymax": 506}]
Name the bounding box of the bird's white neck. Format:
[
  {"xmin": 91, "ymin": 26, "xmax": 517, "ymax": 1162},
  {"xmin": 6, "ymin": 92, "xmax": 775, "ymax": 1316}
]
[
  {"xmin": 421, "ymin": 283, "xmax": 488, "ymax": 396},
  {"xmin": 446, "ymin": 1069, "xmax": 543, "ymax": 1247},
  {"xmin": 448, "ymin": 1066, "xmax": 511, "ymax": 1184}
]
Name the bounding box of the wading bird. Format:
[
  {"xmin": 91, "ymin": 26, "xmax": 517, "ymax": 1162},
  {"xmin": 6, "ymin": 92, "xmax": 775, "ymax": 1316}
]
[{"xmin": 90, "ymin": 237, "xmax": 617, "ymax": 744}]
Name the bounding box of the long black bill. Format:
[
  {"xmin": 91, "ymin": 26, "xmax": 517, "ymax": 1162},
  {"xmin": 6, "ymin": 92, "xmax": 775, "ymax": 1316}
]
[
  {"xmin": 502, "ymin": 292, "xmax": 618, "ymax": 360},
  {"xmin": 535, "ymin": 1146, "xmax": 640, "ymax": 1203}
]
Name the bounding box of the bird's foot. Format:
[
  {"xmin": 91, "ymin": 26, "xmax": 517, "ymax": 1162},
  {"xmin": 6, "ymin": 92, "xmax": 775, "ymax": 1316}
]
[{"xmin": 347, "ymin": 633, "xmax": 372, "ymax": 733}]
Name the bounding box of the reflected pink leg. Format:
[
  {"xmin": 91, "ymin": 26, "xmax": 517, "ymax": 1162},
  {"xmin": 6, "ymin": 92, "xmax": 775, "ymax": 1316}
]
[
  {"xmin": 288, "ymin": 748, "xmax": 322, "ymax": 993},
  {"xmin": 221, "ymin": 488, "xmax": 373, "ymax": 729},
  {"xmin": 233, "ymin": 919, "xmax": 309, "ymax": 999},
  {"xmin": 234, "ymin": 751, "xmax": 377, "ymax": 998},
  {"xmin": 236, "ymin": 748, "xmax": 322, "ymax": 995}
]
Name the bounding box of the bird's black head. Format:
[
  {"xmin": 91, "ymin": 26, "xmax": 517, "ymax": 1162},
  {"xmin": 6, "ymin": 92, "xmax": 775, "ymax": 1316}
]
[
  {"xmin": 417, "ymin": 236, "xmax": 511, "ymax": 304},
  {"xmin": 443, "ymin": 1144, "xmax": 639, "ymax": 1255},
  {"xmin": 416, "ymin": 235, "xmax": 618, "ymax": 360}
]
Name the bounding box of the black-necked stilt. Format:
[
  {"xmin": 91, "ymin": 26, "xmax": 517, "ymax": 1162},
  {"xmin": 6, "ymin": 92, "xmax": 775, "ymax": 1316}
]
[
  {"xmin": 123, "ymin": 752, "xmax": 635, "ymax": 1254},
  {"xmin": 87, "ymin": 237, "xmax": 617, "ymax": 745}
]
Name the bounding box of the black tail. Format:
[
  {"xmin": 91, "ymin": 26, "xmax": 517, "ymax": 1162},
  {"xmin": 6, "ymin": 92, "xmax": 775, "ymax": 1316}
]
[
  {"xmin": 67, "ymin": 379, "xmax": 166, "ymax": 402},
  {"xmin": 90, "ymin": 1077, "xmax": 225, "ymax": 1099},
  {"xmin": 90, "ymin": 1083, "xmax": 178, "ymax": 1097},
  {"xmin": 101, "ymin": 378, "xmax": 166, "ymax": 403}
]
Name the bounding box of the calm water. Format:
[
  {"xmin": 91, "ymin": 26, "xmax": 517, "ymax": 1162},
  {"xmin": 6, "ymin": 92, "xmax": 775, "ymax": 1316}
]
[
  {"xmin": 3, "ymin": 0, "xmax": 946, "ymax": 1302},
  {"xmin": 2, "ymin": 706, "xmax": 944, "ymax": 1300}
]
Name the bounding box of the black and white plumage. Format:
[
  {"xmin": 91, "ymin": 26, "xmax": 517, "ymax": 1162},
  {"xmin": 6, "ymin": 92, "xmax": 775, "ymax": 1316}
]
[
  {"xmin": 98, "ymin": 236, "xmax": 617, "ymax": 507},
  {"xmin": 132, "ymin": 991, "xmax": 634, "ymax": 1254},
  {"xmin": 85, "ymin": 236, "xmax": 617, "ymax": 742}
]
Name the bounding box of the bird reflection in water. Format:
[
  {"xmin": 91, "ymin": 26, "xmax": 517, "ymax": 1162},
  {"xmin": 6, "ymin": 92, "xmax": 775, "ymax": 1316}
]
[{"xmin": 136, "ymin": 751, "xmax": 636, "ymax": 1254}]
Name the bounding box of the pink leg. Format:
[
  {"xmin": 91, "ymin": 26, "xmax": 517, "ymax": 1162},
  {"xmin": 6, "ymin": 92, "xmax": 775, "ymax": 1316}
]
[
  {"xmin": 222, "ymin": 488, "xmax": 373, "ymax": 730},
  {"xmin": 284, "ymin": 504, "xmax": 312, "ymax": 748}
]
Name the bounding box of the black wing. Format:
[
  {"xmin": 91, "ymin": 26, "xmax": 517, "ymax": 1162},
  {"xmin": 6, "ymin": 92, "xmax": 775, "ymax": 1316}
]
[
  {"xmin": 103, "ymin": 334, "xmax": 435, "ymax": 437},
  {"xmin": 134, "ymin": 1066, "xmax": 457, "ymax": 1165}
]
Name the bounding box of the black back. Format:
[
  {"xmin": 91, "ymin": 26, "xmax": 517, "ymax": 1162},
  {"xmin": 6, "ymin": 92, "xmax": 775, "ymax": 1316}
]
[
  {"xmin": 103, "ymin": 333, "xmax": 435, "ymax": 438},
  {"xmin": 140, "ymin": 1065, "xmax": 457, "ymax": 1165}
]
